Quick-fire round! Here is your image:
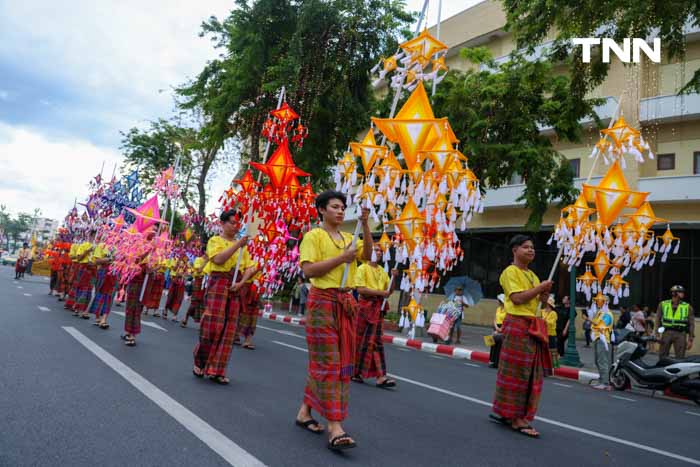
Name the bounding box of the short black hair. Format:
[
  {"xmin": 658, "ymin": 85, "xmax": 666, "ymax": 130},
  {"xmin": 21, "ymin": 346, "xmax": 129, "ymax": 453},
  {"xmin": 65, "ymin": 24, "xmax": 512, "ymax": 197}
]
[
  {"xmin": 509, "ymin": 234, "xmax": 533, "ymax": 250},
  {"xmin": 315, "ymin": 190, "xmax": 347, "ymax": 220},
  {"xmin": 219, "ymin": 209, "xmax": 239, "ymax": 224}
]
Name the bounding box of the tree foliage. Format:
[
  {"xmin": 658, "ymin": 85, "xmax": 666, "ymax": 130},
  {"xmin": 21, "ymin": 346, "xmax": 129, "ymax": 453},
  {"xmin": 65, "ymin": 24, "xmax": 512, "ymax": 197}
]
[
  {"xmin": 0, "ymin": 205, "xmax": 33, "ymax": 250},
  {"xmin": 501, "ymin": 0, "xmax": 700, "ymax": 95},
  {"xmin": 431, "ymin": 48, "xmax": 600, "ymax": 230},
  {"xmin": 178, "ymin": 0, "xmax": 413, "ymax": 184}
]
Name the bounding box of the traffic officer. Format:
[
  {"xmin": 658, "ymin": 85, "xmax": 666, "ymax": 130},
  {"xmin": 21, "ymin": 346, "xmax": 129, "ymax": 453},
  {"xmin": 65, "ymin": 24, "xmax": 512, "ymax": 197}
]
[{"xmin": 655, "ymin": 285, "xmax": 695, "ymax": 358}]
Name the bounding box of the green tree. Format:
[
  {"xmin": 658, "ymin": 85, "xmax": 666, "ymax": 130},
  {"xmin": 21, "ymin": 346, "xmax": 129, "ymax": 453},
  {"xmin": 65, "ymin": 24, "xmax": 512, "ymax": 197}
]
[
  {"xmin": 178, "ymin": 0, "xmax": 413, "ymax": 184},
  {"xmin": 430, "ymin": 48, "xmax": 600, "ymax": 230},
  {"xmin": 501, "ymin": 0, "xmax": 700, "ymax": 95}
]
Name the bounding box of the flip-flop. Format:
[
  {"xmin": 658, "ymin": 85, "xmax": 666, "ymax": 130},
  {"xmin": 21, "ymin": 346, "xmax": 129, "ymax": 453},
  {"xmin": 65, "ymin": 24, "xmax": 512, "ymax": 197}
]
[
  {"xmin": 376, "ymin": 379, "xmax": 396, "ymax": 389},
  {"xmin": 210, "ymin": 375, "xmax": 230, "ymax": 385},
  {"xmin": 192, "ymin": 367, "xmax": 204, "ymax": 378},
  {"xmin": 351, "ymin": 376, "xmax": 364, "ymax": 384},
  {"xmin": 180, "ymin": 322, "xmax": 187, "ymax": 328},
  {"xmin": 242, "ymin": 344, "xmax": 255, "ymax": 350},
  {"xmin": 100, "ymin": 324, "xmax": 110, "ymax": 329},
  {"xmin": 295, "ymin": 418, "xmax": 324, "ymax": 434},
  {"xmin": 512, "ymin": 425, "xmax": 539, "ymax": 438},
  {"xmin": 125, "ymin": 339, "xmax": 136, "ymax": 346},
  {"xmin": 488, "ymin": 414, "xmax": 510, "ymax": 426},
  {"xmin": 327, "ymin": 433, "xmax": 356, "ymax": 451}
]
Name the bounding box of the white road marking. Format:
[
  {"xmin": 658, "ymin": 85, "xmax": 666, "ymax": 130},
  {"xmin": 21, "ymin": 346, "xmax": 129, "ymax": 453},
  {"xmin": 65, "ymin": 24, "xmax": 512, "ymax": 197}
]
[
  {"xmin": 685, "ymin": 411, "xmax": 700, "ymax": 417},
  {"xmin": 111, "ymin": 311, "xmax": 167, "ymax": 331},
  {"xmin": 38, "ymin": 306, "xmax": 51, "ymax": 312},
  {"xmin": 464, "ymin": 363, "xmax": 480, "ymax": 368},
  {"xmin": 257, "ymin": 324, "xmax": 304, "ymax": 339},
  {"xmin": 386, "ymin": 374, "xmax": 700, "ymax": 466},
  {"xmin": 272, "ymin": 341, "xmax": 308, "ymax": 353},
  {"xmin": 23, "ymin": 293, "xmax": 31, "ymax": 297},
  {"xmin": 63, "ymin": 327, "xmax": 266, "ymax": 467},
  {"xmin": 16, "ymin": 286, "xmax": 23, "ymax": 289},
  {"xmin": 553, "ymin": 382, "xmax": 573, "ymax": 388},
  {"xmin": 611, "ymin": 395, "xmax": 636, "ymax": 402}
]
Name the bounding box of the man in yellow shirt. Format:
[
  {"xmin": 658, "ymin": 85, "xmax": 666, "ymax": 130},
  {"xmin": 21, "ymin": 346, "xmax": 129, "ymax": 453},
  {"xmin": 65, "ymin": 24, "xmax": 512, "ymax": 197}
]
[
  {"xmin": 72, "ymin": 239, "xmax": 96, "ymax": 319},
  {"xmin": 236, "ymin": 257, "xmax": 261, "ymax": 350},
  {"xmin": 294, "ymin": 190, "xmax": 372, "ymax": 452},
  {"xmin": 181, "ymin": 250, "xmax": 208, "ymax": 327},
  {"xmin": 352, "ymin": 245, "xmax": 398, "ymax": 388},
  {"xmin": 192, "ymin": 210, "xmax": 254, "ymax": 384}
]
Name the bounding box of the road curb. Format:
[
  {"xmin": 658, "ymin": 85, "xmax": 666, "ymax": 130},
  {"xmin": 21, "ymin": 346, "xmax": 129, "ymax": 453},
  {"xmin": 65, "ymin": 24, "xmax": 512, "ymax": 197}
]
[{"xmin": 258, "ymin": 311, "xmax": 600, "ymax": 385}]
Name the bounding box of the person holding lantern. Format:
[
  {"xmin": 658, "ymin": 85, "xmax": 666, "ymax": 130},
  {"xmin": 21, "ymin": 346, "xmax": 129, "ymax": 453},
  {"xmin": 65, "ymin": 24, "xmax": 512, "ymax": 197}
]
[
  {"xmin": 294, "ymin": 190, "xmax": 372, "ymax": 452},
  {"xmin": 192, "ymin": 209, "xmax": 255, "ymax": 384},
  {"xmin": 352, "ymin": 245, "xmax": 398, "ymax": 388},
  {"xmin": 490, "ymin": 235, "xmax": 553, "ymax": 438},
  {"xmin": 72, "ymin": 236, "xmax": 96, "ymax": 319},
  {"xmin": 164, "ymin": 255, "xmax": 187, "ymax": 321},
  {"xmin": 142, "ymin": 260, "xmax": 167, "ymax": 317}
]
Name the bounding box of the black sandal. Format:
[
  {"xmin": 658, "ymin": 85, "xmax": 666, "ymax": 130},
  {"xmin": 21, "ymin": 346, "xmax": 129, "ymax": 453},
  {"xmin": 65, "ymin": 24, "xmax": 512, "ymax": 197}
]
[
  {"xmin": 376, "ymin": 379, "xmax": 396, "ymax": 388},
  {"xmin": 327, "ymin": 433, "xmax": 356, "ymax": 451},
  {"xmin": 210, "ymin": 375, "xmax": 230, "ymax": 385},
  {"xmin": 192, "ymin": 367, "xmax": 204, "ymax": 378},
  {"xmin": 351, "ymin": 376, "xmax": 364, "ymax": 384},
  {"xmin": 125, "ymin": 338, "xmax": 136, "ymax": 346},
  {"xmin": 99, "ymin": 323, "xmax": 110, "ymax": 329},
  {"xmin": 488, "ymin": 414, "xmax": 510, "ymax": 426},
  {"xmin": 242, "ymin": 344, "xmax": 255, "ymax": 350},
  {"xmin": 512, "ymin": 425, "xmax": 539, "ymax": 438},
  {"xmin": 295, "ymin": 418, "xmax": 324, "ymax": 434}
]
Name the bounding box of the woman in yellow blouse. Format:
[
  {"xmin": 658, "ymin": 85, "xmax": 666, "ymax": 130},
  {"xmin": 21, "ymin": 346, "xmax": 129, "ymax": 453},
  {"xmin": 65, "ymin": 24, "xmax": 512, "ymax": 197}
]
[
  {"xmin": 489, "ymin": 294, "xmax": 507, "ymax": 368},
  {"xmin": 544, "ymin": 295, "xmax": 560, "ymax": 369},
  {"xmin": 295, "ymin": 190, "xmax": 372, "ymax": 452},
  {"xmin": 490, "ymin": 235, "xmax": 552, "ymax": 438}
]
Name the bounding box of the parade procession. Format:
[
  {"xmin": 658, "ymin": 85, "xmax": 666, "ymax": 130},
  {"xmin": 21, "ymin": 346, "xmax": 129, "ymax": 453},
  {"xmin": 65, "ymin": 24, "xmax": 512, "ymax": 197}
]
[{"xmin": 2, "ymin": 1, "xmax": 700, "ymax": 466}]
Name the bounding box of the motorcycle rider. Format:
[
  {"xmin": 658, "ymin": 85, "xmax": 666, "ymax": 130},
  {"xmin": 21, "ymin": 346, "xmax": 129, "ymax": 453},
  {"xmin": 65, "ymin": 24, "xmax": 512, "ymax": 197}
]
[{"xmin": 655, "ymin": 285, "xmax": 695, "ymax": 358}]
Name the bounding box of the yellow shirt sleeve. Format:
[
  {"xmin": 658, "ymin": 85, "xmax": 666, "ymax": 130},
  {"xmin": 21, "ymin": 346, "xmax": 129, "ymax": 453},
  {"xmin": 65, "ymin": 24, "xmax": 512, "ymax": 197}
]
[
  {"xmin": 500, "ymin": 265, "xmax": 540, "ymax": 317},
  {"xmin": 78, "ymin": 242, "xmax": 93, "ymax": 264},
  {"xmin": 299, "ymin": 228, "xmax": 364, "ymax": 289},
  {"xmin": 356, "ymin": 263, "xmax": 389, "ymax": 291},
  {"xmin": 545, "ymin": 310, "xmax": 558, "ymax": 336},
  {"xmin": 206, "ymin": 236, "xmax": 247, "ymax": 273}
]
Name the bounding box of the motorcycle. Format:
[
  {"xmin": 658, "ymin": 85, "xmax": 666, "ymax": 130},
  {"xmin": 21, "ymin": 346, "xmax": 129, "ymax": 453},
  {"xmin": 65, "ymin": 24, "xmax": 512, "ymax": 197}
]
[{"xmin": 610, "ymin": 328, "xmax": 700, "ymax": 405}]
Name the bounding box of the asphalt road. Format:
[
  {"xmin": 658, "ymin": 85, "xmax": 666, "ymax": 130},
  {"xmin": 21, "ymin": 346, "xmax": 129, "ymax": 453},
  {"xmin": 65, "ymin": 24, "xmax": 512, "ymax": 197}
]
[{"xmin": 2, "ymin": 266, "xmax": 699, "ymax": 467}]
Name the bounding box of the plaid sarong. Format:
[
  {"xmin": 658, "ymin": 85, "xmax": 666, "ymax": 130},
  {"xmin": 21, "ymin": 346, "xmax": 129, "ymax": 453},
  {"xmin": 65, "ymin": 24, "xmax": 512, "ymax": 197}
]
[
  {"xmin": 142, "ymin": 272, "xmax": 165, "ymax": 309},
  {"xmin": 193, "ymin": 272, "xmax": 242, "ymax": 377},
  {"xmin": 65, "ymin": 262, "xmax": 79, "ymax": 309},
  {"xmin": 124, "ymin": 272, "xmax": 145, "ymax": 335},
  {"xmin": 89, "ymin": 266, "xmax": 116, "ymax": 317},
  {"xmin": 492, "ymin": 314, "xmax": 548, "ymax": 422},
  {"xmin": 303, "ymin": 287, "xmax": 358, "ymax": 422},
  {"xmin": 165, "ymin": 278, "xmax": 185, "ymax": 313},
  {"xmin": 354, "ymin": 297, "xmax": 387, "ymax": 379},
  {"xmin": 237, "ymin": 284, "xmax": 258, "ymax": 338},
  {"xmin": 73, "ymin": 264, "xmax": 96, "ymax": 312},
  {"xmin": 186, "ymin": 276, "xmax": 205, "ymax": 321}
]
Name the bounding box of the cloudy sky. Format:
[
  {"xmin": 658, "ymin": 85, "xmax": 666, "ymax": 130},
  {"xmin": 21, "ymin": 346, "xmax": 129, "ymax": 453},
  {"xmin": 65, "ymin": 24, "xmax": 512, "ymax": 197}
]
[{"xmin": 0, "ymin": 0, "xmax": 477, "ymax": 221}]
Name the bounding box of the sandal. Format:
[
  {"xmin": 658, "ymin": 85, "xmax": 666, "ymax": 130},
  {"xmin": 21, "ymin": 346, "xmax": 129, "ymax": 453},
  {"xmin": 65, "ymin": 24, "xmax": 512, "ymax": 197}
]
[
  {"xmin": 512, "ymin": 425, "xmax": 539, "ymax": 438},
  {"xmin": 81, "ymin": 314, "xmax": 90, "ymax": 319},
  {"xmin": 210, "ymin": 375, "xmax": 230, "ymax": 385},
  {"xmin": 488, "ymin": 414, "xmax": 510, "ymax": 426},
  {"xmin": 376, "ymin": 379, "xmax": 396, "ymax": 389},
  {"xmin": 99, "ymin": 323, "xmax": 110, "ymax": 329},
  {"xmin": 327, "ymin": 433, "xmax": 356, "ymax": 451},
  {"xmin": 242, "ymin": 344, "xmax": 255, "ymax": 350},
  {"xmin": 192, "ymin": 366, "xmax": 204, "ymax": 378},
  {"xmin": 295, "ymin": 418, "xmax": 324, "ymax": 434},
  {"xmin": 125, "ymin": 338, "xmax": 136, "ymax": 346},
  {"xmin": 180, "ymin": 321, "xmax": 188, "ymax": 328},
  {"xmin": 351, "ymin": 376, "xmax": 364, "ymax": 384}
]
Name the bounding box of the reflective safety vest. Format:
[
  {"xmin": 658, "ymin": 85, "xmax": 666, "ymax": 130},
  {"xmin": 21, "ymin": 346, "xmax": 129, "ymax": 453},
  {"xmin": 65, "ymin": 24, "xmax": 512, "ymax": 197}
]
[{"xmin": 661, "ymin": 300, "xmax": 690, "ymax": 329}]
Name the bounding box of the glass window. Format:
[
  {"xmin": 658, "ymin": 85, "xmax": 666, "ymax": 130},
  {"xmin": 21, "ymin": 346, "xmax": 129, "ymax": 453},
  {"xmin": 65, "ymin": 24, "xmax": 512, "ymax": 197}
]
[
  {"xmin": 569, "ymin": 158, "xmax": 581, "ymax": 178},
  {"xmin": 694, "ymin": 152, "xmax": 700, "ymax": 175},
  {"xmin": 657, "ymin": 153, "xmax": 675, "ymax": 171}
]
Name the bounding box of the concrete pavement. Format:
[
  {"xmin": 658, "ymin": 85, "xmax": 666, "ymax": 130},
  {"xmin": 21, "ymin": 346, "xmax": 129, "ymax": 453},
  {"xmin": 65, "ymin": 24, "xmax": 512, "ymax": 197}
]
[{"xmin": 2, "ymin": 265, "xmax": 699, "ymax": 467}]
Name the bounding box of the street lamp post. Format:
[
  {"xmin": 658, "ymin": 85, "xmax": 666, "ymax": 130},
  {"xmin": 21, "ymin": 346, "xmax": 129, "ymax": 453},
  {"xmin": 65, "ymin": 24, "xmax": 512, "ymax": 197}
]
[{"xmin": 562, "ymin": 265, "xmax": 583, "ymax": 367}]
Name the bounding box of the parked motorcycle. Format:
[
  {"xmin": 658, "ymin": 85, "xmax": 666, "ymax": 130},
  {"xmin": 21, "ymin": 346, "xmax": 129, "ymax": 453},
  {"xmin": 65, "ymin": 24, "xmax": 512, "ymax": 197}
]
[{"xmin": 610, "ymin": 328, "xmax": 700, "ymax": 405}]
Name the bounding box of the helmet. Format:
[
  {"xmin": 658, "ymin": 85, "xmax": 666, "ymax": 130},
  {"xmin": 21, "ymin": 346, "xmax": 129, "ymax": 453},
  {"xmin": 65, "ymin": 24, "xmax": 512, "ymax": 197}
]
[{"xmin": 670, "ymin": 285, "xmax": 685, "ymax": 294}]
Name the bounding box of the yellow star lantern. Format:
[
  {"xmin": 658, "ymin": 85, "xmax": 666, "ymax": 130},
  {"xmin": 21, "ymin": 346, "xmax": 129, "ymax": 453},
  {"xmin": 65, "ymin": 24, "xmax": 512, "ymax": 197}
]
[
  {"xmin": 623, "ymin": 202, "xmax": 664, "ymax": 230},
  {"xmin": 372, "ymin": 82, "xmax": 458, "ymax": 170},
  {"xmin": 374, "ymin": 150, "xmax": 402, "ymax": 185},
  {"xmin": 234, "ymin": 170, "xmax": 258, "ymax": 194},
  {"xmin": 583, "ymin": 161, "xmax": 648, "ymax": 226},
  {"xmin": 604, "ymin": 273, "xmax": 629, "ymax": 304},
  {"xmin": 377, "ymin": 231, "xmax": 392, "ymax": 252},
  {"xmin": 588, "ymin": 250, "xmax": 612, "ymax": 282},
  {"xmin": 388, "ymin": 198, "xmax": 426, "ymax": 249},
  {"xmin": 250, "ymin": 140, "xmax": 310, "ymax": 188},
  {"xmin": 600, "ymin": 116, "xmax": 640, "ymax": 151},
  {"xmin": 338, "ymin": 152, "xmax": 357, "ymax": 179},
  {"xmin": 399, "ymin": 29, "xmax": 448, "ymax": 65},
  {"xmin": 350, "ymin": 129, "xmax": 386, "ymax": 175},
  {"xmin": 417, "ymin": 132, "xmax": 457, "ymax": 174},
  {"xmin": 402, "ymin": 298, "xmax": 423, "ymax": 322}
]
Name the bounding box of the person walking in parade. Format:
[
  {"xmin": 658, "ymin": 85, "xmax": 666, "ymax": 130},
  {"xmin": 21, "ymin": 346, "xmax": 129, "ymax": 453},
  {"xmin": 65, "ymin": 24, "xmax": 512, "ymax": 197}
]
[
  {"xmin": 352, "ymin": 245, "xmax": 398, "ymax": 388},
  {"xmin": 181, "ymin": 250, "xmax": 208, "ymax": 327},
  {"xmin": 490, "ymin": 235, "xmax": 553, "ymax": 438},
  {"xmin": 89, "ymin": 242, "xmax": 117, "ymax": 329},
  {"xmin": 294, "ymin": 190, "xmax": 372, "ymax": 451},
  {"xmin": 656, "ymin": 285, "xmax": 695, "ymax": 358}
]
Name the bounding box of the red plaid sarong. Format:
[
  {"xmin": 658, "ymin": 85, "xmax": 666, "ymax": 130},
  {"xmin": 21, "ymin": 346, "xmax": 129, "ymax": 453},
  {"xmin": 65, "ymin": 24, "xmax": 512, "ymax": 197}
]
[
  {"xmin": 193, "ymin": 272, "xmax": 243, "ymax": 377},
  {"xmin": 237, "ymin": 284, "xmax": 258, "ymax": 338},
  {"xmin": 165, "ymin": 277, "xmax": 185, "ymax": 313},
  {"xmin": 73, "ymin": 264, "xmax": 96, "ymax": 312},
  {"xmin": 124, "ymin": 272, "xmax": 145, "ymax": 335},
  {"xmin": 89, "ymin": 266, "xmax": 116, "ymax": 317},
  {"xmin": 186, "ymin": 276, "xmax": 205, "ymax": 321},
  {"xmin": 354, "ymin": 296, "xmax": 387, "ymax": 379},
  {"xmin": 142, "ymin": 272, "xmax": 165, "ymax": 309},
  {"xmin": 303, "ymin": 287, "xmax": 358, "ymax": 422},
  {"xmin": 492, "ymin": 314, "xmax": 550, "ymax": 422},
  {"xmin": 65, "ymin": 262, "xmax": 79, "ymax": 309}
]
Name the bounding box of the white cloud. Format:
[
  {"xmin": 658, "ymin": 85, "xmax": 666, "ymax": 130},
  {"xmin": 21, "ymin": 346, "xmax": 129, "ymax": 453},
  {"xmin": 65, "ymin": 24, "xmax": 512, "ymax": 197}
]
[{"xmin": 0, "ymin": 122, "xmax": 122, "ymax": 220}]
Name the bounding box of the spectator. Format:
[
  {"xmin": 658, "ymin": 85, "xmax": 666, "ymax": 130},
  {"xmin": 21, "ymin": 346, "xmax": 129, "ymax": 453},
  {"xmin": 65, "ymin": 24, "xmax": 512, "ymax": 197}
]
[
  {"xmin": 544, "ymin": 295, "xmax": 560, "ymax": 369},
  {"xmin": 616, "ymin": 306, "xmax": 631, "ymax": 329},
  {"xmin": 555, "ymin": 296, "xmax": 571, "ymax": 356},
  {"xmin": 26, "ymin": 247, "xmax": 35, "ymax": 275},
  {"xmin": 582, "ymin": 309, "xmax": 592, "ymax": 347},
  {"xmin": 631, "ymin": 304, "xmax": 646, "ymax": 334},
  {"xmin": 291, "ymin": 277, "xmax": 303, "ymax": 314},
  {"xmin": 15, "ymin": 243, "xmax": 30, "ymax": 279},
  {"xmin": 489, "ymin": 294, "xmax": 506, "ymax": 368},
  {"xmin": 449, "ymin": 286, "xmax": 469, "ymax": 344},
  {"xmin": 299, "ymin": 279, "xmax": 309, "ymax": 316},
  {"xmin": 591, "ymin": 303, "xmax": 614, "ymax": 390}
]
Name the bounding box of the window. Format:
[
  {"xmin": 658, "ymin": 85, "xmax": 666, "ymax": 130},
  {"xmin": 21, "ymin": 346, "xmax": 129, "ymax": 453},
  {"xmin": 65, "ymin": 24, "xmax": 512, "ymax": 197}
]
[
  {"xmin": 657, "ymin": 153, "xmax": 675, "ymax": 171},
  {"xmin": 694, "ymin": 152, "xmax": 700, "ymax": 175},
  {"xmin": 509, "ymin": 173, "xmax": 523, "ymax": 185},
  {"xmin": 569, "ymin": 158, "xmax": 581, "ymax": 178}
]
